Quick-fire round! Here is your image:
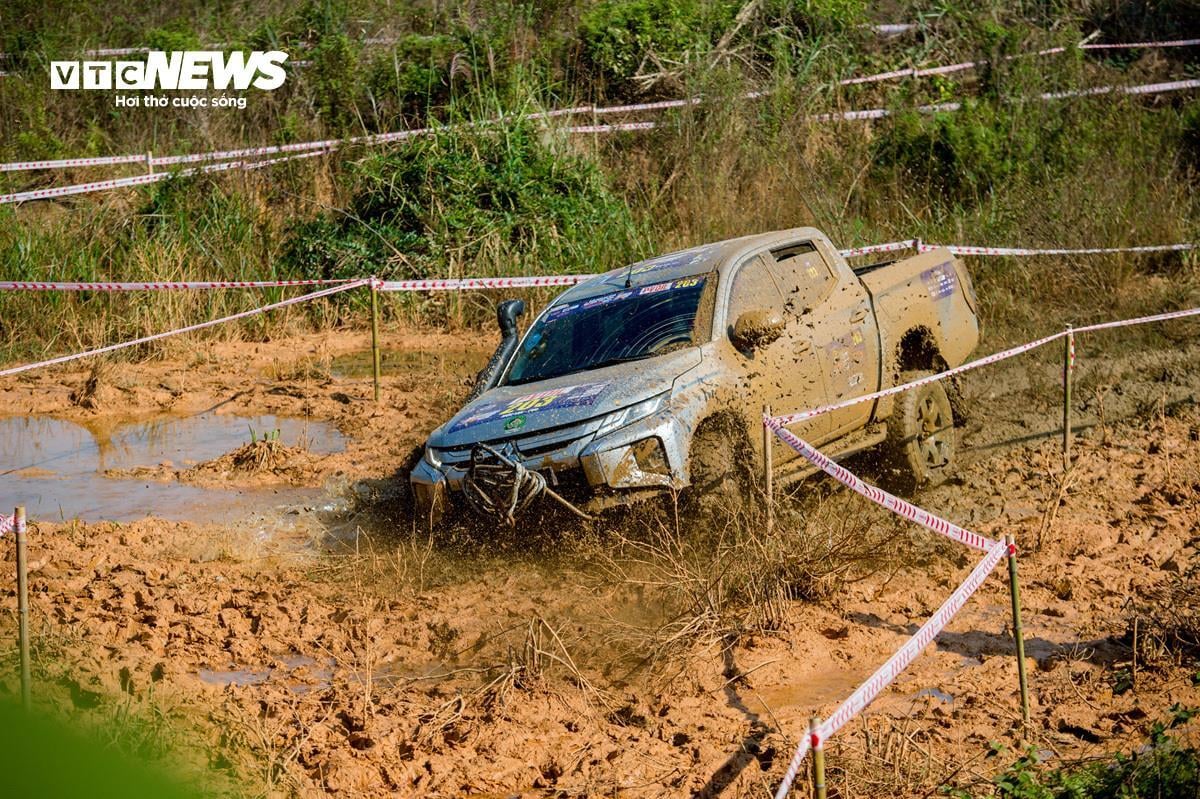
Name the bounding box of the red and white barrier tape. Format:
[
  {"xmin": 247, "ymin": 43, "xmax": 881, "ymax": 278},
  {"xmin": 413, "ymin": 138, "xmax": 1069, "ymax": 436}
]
[
  {"xmin": 0, "ymin": 278, "xmax": 355, "ymax": 291},
  {"xmin": 1082, "ymin": 38, "xmax": 1200, "ymax": 50},
  {"xmin": 916, "ymin": 242, "xmax": 1198, "ymax": 256},
  {"xmin": 1072, "ymin": 304, "xmax": 1200, "ymax": 334},
  {"xmin": 0, "ymin": 148, "xmax": 337, "ymax": 205},
  {"xmin": 768, "ymin": 303, "xmax": 1200, "ymax": 427},
  {"xmin": 1042, "ymin": 77, "xmax": 1200, "ymax": 100},
  {"xmin": 839, "ymin": 239, "xmax": 919, "ymax": 257},
  {"xmin": 0, "ymin": 158, "xmax": 252, "ymax": 205},
  {"xmin": 768, "ymin": 425, "xmax": 999, "ymax": 552},
  {"xmin": 841, "ymin": 39, "xmax": 1200, "ymax": 87},
  {"xmin": 840, "ymin": 47, "xmax": 1068, "ymax": 86},
  {"xmin": 769, "ymin": 331, "xmax": 1067, "ymax": 427},
  {"xmin": 774, "ymin": 538, "xmax": 1010, "ymax": 798},
  {"xmin": 0, "ymin": 153, "xmax": 149, "ymax": 172},
  {"xmin": 0, "ymin": 280, "xmax": 368, "ymax": 378},
  {"xmin": 379, "ymin": 275, "xmax": 589, "ymax": 292},
  {"xmin": 0, "ymin": 513, "xmax": 12, "ymax": 535}
]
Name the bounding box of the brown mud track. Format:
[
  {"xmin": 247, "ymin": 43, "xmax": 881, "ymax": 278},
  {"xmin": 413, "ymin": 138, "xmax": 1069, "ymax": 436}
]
[{"xmin": 0, "ymin": 327, "xmax": 1198, "ymax": 797}]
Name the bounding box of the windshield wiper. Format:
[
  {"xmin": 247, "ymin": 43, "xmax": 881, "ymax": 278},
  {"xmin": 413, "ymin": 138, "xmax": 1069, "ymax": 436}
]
[{"xmin": 583, "ymin": 353, "xmax": 653, "ymax": 371}]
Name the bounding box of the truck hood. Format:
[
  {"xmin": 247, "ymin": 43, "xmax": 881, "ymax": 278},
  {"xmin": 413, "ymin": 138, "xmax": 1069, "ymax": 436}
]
[{"xmin": 429, "ymin": 347, "xmax": 703, "ymax": 449}]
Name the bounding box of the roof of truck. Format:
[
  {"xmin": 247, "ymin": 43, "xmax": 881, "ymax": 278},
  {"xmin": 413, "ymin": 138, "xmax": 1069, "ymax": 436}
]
[{"xmin": 558, "ymin": 227, "xmax": 825, "ymax": 303}]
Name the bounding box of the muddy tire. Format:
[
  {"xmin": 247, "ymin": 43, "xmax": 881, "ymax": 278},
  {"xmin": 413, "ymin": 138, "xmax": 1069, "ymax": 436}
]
[
  {"xmin": 684, "ymin": 417, "xmax": 754, "ymax": 522},
  {"xmin": 886, "ymin": 370, "xmax": 957, "ymax": 492}
]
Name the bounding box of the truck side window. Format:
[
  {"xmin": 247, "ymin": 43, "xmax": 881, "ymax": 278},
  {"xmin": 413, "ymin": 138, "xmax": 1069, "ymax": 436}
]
[
  {"xmin": 770, "ymin": 241, "xmax": 835, "ymax": 318},
  {"xmin": 727, "ymin": 254, "xmax": 785, "ymax": 327}
]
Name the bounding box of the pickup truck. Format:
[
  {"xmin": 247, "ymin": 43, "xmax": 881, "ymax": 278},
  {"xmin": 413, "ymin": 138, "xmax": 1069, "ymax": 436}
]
[{"xmin": 410, "ymin": 227, "xmax": 980, "ymax": 525}]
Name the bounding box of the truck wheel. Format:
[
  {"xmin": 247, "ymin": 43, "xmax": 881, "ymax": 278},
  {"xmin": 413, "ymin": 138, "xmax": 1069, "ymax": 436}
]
[
  {"xmin": 686, "ymin": 417, "xmax": 754, "ymax": 521},
  {"xmin": 886, "ymin": 370, "xmax": 957, "ymax": 491}
]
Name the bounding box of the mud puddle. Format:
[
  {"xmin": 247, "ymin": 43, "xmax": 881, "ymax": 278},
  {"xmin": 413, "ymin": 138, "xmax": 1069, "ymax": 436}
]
[
  {"xmin": 0, "ymin": 412, "xmax": 345, "ymax": 522},
  {"xmin": 329, "ymin": 347, "xmax": 488, "ymax": 379}
]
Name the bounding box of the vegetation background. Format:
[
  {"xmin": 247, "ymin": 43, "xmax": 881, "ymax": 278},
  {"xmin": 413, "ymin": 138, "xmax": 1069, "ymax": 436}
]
[{"xmin": 0, "ymin": 0, "xmax": 1196, "ymax": 360}]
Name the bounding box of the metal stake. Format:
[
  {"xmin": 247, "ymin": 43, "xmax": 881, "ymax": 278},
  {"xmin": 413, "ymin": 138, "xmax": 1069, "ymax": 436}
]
[
  {"xmin": 370, "ymin": 281, "xmax": 382, "ymax": 403},
  {"xmin": 1062, "ymin": 324, "xmax": 1074, "ymax": 466},
  {"xmin": 810, "ymin": 716, "xmax": 826, "ymax": 799},
  {"xmin": 1006, "ymin": 535, "xmax": 1031, "ymax": 731},
  {"xmin": 763, "ymin": 406, "xmax": 774, "ymax": 533},
  {"xmin": 15, "ymin": 506, "xmax": 30, "ymax": 711}
]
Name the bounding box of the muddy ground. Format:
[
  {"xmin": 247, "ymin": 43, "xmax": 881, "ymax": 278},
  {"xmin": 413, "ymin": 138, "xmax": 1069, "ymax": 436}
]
[{"xmin": 0, "ymin": 322, "xmax": 1198, "ymax": 797}]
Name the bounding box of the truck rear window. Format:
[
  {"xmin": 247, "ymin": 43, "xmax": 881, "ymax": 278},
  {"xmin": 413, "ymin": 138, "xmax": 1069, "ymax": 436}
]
[{"xmin": 503, "ymin": 275, "xmax": 710, "ymax": 386}]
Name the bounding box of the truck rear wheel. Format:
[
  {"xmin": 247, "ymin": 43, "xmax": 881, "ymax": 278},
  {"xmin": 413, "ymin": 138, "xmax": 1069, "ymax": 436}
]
[{"xmin": 886, "ymin": 371, "xmax": 957, "ymax": 492}]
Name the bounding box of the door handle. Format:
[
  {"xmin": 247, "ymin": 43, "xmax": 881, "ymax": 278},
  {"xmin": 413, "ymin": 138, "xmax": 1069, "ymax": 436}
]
[{"xmin": 849, "ymin": 307, "xmax": 868, "ymax": 324}]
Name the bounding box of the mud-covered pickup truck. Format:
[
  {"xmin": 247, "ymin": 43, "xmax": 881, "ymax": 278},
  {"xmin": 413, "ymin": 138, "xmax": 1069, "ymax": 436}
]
[{"xmin": 411, "ymin": 227, "xmax": 979, "ymax": 524}]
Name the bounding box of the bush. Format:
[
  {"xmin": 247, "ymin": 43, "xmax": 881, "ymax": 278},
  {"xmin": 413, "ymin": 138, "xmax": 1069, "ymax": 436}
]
[
  {"xmin": 870, "ymin": 99, "xmax": 1071, "ymax": 201},
  {"xmin": 309, "ymin": 32, "xmax": 362, "ymax": 132},
  {"xmin": 281, "ymin": 119, "xmax": 645, "ymax": 282},
  {"xmin": 763, "ymin": 0, "xmax": 868, "ymax": 36},
  {"xmin": 578, "ymin": 0, "xmax": 740, "ymax": 90}
]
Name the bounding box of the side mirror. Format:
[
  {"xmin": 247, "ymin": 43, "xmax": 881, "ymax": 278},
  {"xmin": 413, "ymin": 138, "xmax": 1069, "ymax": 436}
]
[{"xmin": 731, "ymin": 309, "xmax": 784, "ymax": 351}]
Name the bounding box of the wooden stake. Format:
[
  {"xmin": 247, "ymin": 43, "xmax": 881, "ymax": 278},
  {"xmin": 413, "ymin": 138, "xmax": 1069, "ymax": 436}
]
[
  {"xmin": 15, "ymin": 506, "xmax": 30, "ymax": 711},
  {"xmin": 764, "ymin": 405, "xmax": 774, "ymax": 534},
  {"xmin": 1062, "ymin": 324, "xmax": 1074, "ymax": 466},
  {"xmin": 370, "ymin": 282, "xmax": 382, "ymax": 403},
  {"xmin": 1006, "ymin": 535, "xmax": 1031, "ymax": 731},
  {"xmin": 810, "ymin": 716, "xmax": 826, "ymax": 799},
  {"xmin": 146, "ymin": 151, "xmax": 153, "ymax": 175}
]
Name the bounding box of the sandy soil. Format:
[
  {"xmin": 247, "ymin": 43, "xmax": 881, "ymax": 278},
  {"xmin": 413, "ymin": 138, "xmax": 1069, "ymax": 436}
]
[{"xmin": 0, "ymin": 326, "xmax": 1197, "ymax": 797}]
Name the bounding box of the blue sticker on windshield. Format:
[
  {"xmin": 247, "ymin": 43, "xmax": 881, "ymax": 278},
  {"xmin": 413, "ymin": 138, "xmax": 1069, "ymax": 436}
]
[
  {"xmin": 449, "ymin": 381, "xmax": 611, "ymax": 432},
  {"xmin": 543, "ymin": 276, "xmax": 707, "ymax": 322}
]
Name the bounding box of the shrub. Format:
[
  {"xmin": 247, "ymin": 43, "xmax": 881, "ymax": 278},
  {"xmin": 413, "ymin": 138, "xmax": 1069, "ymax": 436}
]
[
  {"xmin": 763, "ymin": 0, "xmax": 868, "ymax": 36},
  {"xmin": 309, "ymin": 32, "xmax": 362, "ymax": 132},
  {"xmin": 870, "ymin": 99, "xmax": 1072, "ymax": 201},
  {"xmin": 281, "ymin": 119, "xmax": 645, "ymax": 282},
  {"xmin": 578, "ymin": 0, "xmax": 740, "ymax": 90}
]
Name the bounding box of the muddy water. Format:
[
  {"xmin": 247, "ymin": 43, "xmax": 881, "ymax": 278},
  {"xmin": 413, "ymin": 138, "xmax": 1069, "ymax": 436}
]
[{"xmin": 0, "ymin": 413, "xmax": 345, "ymax": 522}]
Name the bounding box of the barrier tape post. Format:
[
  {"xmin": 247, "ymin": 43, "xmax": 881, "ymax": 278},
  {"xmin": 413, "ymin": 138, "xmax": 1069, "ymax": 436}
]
[
  {"xmin": 1006, "ymin": 534, "xmax": 1031, "ymax": 731},
  {"xmin": 763, "ymin": 404, "xmax": 774, "ymax": 534},
  {"xmin": 810, "ymin": 717, "xmax": 826, "ymax": 799},
  {"xmin": 370, "ymin": 280, "xmax": 382, "ymax": 403},
  {"xmin": 1062, "ymin": 324, "xmax": 1075, "ymax": 466},
  {"xmin": 15, "ymin": 506, "xmax": 30, "ymax": 711}
]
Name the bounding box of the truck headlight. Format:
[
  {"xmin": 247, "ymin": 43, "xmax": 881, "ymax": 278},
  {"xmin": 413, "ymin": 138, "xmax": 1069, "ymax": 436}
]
[
  {"xmin": 595, "ymin": 392, "xmax": 669, "ymax": 438},
  {"xmin": 423, "ymin": 446, "xmax": 443, "ymax": 468}
]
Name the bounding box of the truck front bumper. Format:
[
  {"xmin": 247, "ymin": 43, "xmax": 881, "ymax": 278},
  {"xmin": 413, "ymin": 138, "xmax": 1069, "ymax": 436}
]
[{"xmin": 410, "ymin": 409, "xmax": 690, "ymax": 523}]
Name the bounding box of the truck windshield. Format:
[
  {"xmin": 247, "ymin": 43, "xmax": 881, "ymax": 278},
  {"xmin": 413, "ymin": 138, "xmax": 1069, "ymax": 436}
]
[{"xmin": 503, "ymin": 275, "xmax": 709, "ymax": 386}]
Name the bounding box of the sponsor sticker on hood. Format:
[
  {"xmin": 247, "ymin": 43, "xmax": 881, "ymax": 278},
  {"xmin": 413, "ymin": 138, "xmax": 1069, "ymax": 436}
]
[{"xmin": 449, "ymin": 381, "xmax": 610, "ymax": 432}]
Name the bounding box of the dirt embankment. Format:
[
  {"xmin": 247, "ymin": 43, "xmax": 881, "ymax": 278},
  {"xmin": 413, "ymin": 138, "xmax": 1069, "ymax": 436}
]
[{"xmin": 0, "ymin": 329, "xmax": 1197, "ymax": 797}]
